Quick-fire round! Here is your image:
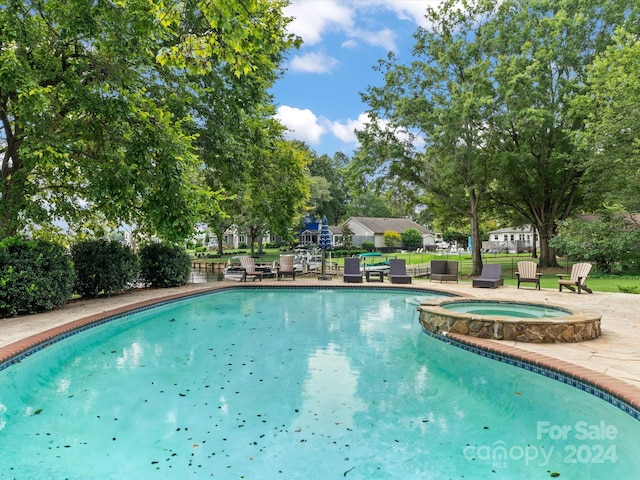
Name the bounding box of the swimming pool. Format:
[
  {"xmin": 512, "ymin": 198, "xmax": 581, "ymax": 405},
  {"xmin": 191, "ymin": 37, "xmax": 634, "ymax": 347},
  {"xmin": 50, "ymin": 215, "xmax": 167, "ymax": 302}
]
[
  {"xmin": 1, "ymin": 287, "xmax": 639, "ymax": 479},
  {"xmin": 440, "ymin": 300, "xmax": 570, "ymax": 318}
]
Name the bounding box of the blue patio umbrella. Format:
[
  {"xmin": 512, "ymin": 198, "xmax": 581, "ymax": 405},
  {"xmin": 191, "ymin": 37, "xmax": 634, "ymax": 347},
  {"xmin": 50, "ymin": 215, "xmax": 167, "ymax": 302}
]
[{"xmin": 318, "ymin": 216, "xmax": 332, "ymax": 280}]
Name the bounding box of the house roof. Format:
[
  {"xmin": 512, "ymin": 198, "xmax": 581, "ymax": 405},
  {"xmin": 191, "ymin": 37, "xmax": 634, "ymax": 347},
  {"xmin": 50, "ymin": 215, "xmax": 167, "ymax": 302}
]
[
  {"xmin": 344, "ymin": 217, "xmax": 432, "ymax": 235},
  {"xmin": 488, "ymin": 225, "xmax": 534, "ymax": 234}
]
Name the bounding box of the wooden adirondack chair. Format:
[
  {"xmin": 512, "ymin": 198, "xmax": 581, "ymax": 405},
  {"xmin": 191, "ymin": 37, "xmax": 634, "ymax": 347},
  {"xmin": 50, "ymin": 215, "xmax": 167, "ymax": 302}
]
[
  {"xmin": 516, "ymin": 261, "xmax": 542, "ymax": 290},
  {"xmin": 239, "ymin": 256, "xmax": 267, "ymax": 282},
  {"xmin": 277, "ymin": 255, "xmax": 296, "ymax": 280},
  {"xmin": 557, "ymin": 263, "xmax": 592, "ymax": 294}
]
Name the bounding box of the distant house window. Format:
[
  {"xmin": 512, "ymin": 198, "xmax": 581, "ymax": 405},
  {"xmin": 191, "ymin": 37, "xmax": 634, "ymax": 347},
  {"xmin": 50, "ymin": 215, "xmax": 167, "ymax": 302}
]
[
  {"xmin": 504, "ymin": 235, "xmax": 508, "ymax": 241},
  {"xmin": 493, "ymin": 235, "xmax": 499, "ymax": 241}
]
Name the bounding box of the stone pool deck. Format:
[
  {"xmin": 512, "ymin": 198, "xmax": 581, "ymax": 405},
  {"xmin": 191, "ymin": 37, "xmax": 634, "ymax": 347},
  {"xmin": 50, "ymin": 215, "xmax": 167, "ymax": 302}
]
[{"xmin": 1, "ymin": 277, "xmax": 639, "ymax": 411}]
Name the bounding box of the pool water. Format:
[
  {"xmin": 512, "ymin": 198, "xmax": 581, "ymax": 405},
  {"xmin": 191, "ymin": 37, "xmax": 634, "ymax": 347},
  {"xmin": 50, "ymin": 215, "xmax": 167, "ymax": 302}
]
[
  {"xmin": 1, "ymin": 288, "xmax": 639, "ymax": 479},
  {"xmin": 441, "ymin": 300, "xmax": 570, "ymax": 318}
]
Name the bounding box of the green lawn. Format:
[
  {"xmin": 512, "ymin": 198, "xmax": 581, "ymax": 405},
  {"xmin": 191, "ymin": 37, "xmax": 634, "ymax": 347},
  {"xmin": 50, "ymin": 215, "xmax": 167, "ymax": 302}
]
[{"xmin": 190, "ymin": 249, "xmax": 640, "ymax": 294}]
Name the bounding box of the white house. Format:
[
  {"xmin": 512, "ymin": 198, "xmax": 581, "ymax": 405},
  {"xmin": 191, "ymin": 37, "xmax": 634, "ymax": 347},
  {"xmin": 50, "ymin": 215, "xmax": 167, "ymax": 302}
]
[
  {"xmin": 342, "ymin": 217, "xmax": 438, "ymax": 249},
  {"xmin": 485, "ymin": 225, "xmax": 538, "ymax": 253}
]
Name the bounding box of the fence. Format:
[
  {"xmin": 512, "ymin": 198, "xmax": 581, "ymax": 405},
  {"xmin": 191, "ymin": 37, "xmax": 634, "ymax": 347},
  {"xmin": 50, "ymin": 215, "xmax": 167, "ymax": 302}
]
[{"xmin": 400, "ymin": 252, "xmax": 573, "ymax": 278}]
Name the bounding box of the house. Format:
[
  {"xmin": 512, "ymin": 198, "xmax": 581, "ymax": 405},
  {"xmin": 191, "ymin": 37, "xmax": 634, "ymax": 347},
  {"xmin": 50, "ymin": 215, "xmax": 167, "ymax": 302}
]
[
  {"xmin": 485, "ymin": 225, "xmax": 538, "ymax": 253},
  {"xmin": 298, "ymin": 220, "xmax": 344, "ymax": 247},
  {"xmin": 342, "ymin": 217, "xmax": 438, "ymax": 249}
]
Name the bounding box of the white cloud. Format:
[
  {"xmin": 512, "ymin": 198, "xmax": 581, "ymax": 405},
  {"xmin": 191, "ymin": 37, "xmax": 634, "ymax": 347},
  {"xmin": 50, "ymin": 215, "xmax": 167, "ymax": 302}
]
[
  {"xmin": 349, "ymin": 112, "xmax": 426, "ymax": 151},
  {"xmin": 341, "ymin": 39, "xmax": 358, "ymax": 49},
  {"xmin": 327, "ymin": 113, "xmax": 371, "ymax": 144},
  {"xmin": 289, "ymin": 51, "xmax": 339, "ymax": 74},
  {"xmin": 285, "ymin": 1, "xmax": 354, "ymax": 45},
  {"xmin": 350, "ymin": 27, "xmax": 396, "ymax": 52},
  {"xmin": 275, "ymin": 106, "xmax": 326, "ymax": 145},
  {"xmin": 376, "ymin": 0, "xmax": 438, "ymax": 28},
  {"xmin": 285, "ymin": 0, "xmax": 442, "ymax": 53}
]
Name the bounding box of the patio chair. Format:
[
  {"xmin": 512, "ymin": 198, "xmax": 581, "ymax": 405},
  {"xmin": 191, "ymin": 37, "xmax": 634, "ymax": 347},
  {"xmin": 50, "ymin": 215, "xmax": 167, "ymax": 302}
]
[
  {"xmin": 430, "ymin": 260, "xmax": 458, "ymax": 283},
  {"xmin": 558, "ymin": 263, "xmax": 593, "ymax": 294},
  {"xmin": 516, "ymin": 261, "xmax": 542, "ymax": 290},
  {"xmin": 472, "ymin": 264, "xmax": 503, "ymax": 288},
  {"xmin": 389, "ymin": 259, "xmax": 411, "ymax": 284},
  {"xmin": 276, "ymin": 255, "xmax": 296, "ymax": 280},
  {"xmin": 239, "ymin": 256, "xmax": 267, "ymax": 282},
  {"xmin": 343, "ymin": 257, "xmax": 363, "ymax": 283}
]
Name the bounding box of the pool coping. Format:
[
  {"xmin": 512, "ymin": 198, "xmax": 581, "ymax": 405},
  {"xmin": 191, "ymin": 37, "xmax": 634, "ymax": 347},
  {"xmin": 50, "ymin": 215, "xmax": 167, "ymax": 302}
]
[{"xmin": 1, "ymin": 283, "xmax": 639, "ymax": 422}]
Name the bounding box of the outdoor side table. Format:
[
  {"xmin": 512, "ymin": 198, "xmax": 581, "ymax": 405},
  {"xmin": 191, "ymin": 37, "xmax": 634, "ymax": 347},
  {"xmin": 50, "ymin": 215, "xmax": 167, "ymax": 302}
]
[{"xmin": 366, "ymin": 270, "xmax": 384, "ymax": 282}]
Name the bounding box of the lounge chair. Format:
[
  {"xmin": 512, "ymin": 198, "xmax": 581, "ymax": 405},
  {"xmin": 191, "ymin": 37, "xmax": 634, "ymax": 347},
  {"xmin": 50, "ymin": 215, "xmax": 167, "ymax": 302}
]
[
  {"xmin": 343, "ymin": 257, "xmax": 363, "ymax": 283},
  {"xmin": 389, "ymin": 259, "xmax": 411, "ymax": 284},
  {"xmin": 239, "ymin": 256, "xmax": 267, "ymax": 282},
  {"xmin": 430, "ymin": 260, "xmax": 458, "ymax": 283},
  {"xmin": 558, "ymin": 263, "xmax": 593, "ymax": 294},
  {"xmin": 472, "ymin": 264, "xmax": 503, "ymax": 288},
  {"xmin": 277, "ymin": 255, "xmax": 296, "ymax": 280},
  {"xmin": 516, "ymin": 261, "xmax": 542, "ymax": 290}
]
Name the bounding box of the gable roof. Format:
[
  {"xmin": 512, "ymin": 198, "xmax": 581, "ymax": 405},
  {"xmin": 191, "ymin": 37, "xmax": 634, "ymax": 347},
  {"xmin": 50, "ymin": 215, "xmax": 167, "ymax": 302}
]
[
  {"xmin": 488, "ymin": 225, "xmax": 534, "ymax": 235},
  {"xmin": 344, "ymin": 217, "xmax": 431, "ymax": 235}
]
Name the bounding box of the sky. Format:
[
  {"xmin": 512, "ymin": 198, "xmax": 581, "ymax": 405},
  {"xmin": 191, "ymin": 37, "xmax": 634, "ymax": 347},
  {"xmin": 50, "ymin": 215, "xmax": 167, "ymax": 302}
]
[{"xmin": 271, "ymin": 0, "xmax": 442, "ymax": 157}]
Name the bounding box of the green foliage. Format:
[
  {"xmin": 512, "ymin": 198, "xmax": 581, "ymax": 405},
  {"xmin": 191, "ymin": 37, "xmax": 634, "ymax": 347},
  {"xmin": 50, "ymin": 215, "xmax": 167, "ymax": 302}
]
[
  {"xmin": 0, "ymin": 0, "xmax": 300, "ymax": 241},
  {"xmin": 401, "ymin": 228, "xmax": 423, "ymax": 250},
  {"xmin": 361, "ymin": 241, "xmax": 375, "ymax": 252},
  {"xmin": 618, "ymin": 285, "xmax": 640, "ymax": 295},
  {"xmin": 0, "ymin": 237, "xmax": 74, "ymax": 317},
  {"xmin": 383, "ymin": 230, "xmax": 401, "ymax": 248},
  {"xmin": 71, "ymin": 239, "xmax": 139, "ymax": 298},
  {"xmin": 139, "ymin": 243, "xmax": 191, "ymax": 288},
  {"xmin": 551, "ymin": 214, "xmax": 640, "ymax": 273}
]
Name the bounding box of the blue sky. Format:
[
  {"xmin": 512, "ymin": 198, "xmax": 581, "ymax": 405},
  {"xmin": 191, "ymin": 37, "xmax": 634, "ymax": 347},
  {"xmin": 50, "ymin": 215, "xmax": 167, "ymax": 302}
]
[{"xmin": 271, "ymin": 0, "xmax": 441, "ymax": 157}]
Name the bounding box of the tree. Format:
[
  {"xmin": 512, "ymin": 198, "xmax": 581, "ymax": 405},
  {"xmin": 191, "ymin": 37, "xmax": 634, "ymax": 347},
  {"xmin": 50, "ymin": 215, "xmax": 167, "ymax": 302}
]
[
  {"xmin": 237, "ymin": 137, "xmax": 311, "ymax": 254},
  {"xmin": 357, "ymin": 0, "xmax": 638, "ymax": 271},
  {"xmin": 487, "ymin": 0, "xmax": 635, "ymax": 268},
  {"xmin": 401, "ymin": 228, "xmax": 423, "ymax": 250},
  {"xmin": 307, "ymin": 151, "xmax": 350, "ymax": 225},
  {"xmin": 341, "ymin": 223, "xmax": 354, "ymax": 250},
  {"xmin": 571, "ymin": 29, "xmax": 640, "ymax": 213},
  {"xmin": 551, "ymin": 212, "xmax": 640, "ymax": 273},
  {"xmin": 383, "ymin": 230, "xmax": 401, "ymax": 249},
  {"xmin": 0, "ymin": 0, "xmax": 299, "ymax": 241},
  {"xmin": 357, "ymin": 0, "xmax": 498, "ymax": 275}
]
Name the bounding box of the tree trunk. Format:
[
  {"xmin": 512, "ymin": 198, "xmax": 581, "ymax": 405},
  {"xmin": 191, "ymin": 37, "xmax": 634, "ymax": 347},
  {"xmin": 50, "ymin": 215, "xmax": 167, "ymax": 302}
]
[
  {"xmin": 214, "ymin": 230, "xmax": 224, "ymax": 256},
  {"xmin": 0, "ymin": 140, "xmax": 24, "ymax": 239},
  {"xmin": 468, "ymin": 193, "xmax": 484, "ymax": 277},
  {"xmin": 536, "ymin": 224, "xmax": 559, "ymax": 268}
]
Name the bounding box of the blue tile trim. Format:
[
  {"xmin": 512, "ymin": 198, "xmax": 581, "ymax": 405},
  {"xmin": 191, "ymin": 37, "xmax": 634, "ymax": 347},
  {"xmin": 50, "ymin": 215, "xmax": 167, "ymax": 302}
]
[{"xmin": 422, "ymin": 328, "xmax": 640, "ymax": 422}]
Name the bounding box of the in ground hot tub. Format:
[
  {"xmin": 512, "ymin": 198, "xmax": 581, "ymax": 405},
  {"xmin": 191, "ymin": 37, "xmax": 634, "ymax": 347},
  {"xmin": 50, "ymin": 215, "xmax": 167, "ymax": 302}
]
[{"xmin": 418, "ymin": 298, "xmax": 601, "ymax": 343}]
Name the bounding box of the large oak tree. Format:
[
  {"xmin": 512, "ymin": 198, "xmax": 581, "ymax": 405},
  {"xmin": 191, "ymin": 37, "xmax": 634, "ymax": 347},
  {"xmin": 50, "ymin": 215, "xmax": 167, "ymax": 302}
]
[{"xmin": 0, "ymin": 0, "xmax": 298, "ymax": 241}]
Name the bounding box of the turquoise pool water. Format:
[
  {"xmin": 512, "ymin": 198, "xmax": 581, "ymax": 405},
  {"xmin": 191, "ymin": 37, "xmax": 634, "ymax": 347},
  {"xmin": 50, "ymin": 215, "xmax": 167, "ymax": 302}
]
[
  {"xmin": 0, "ymin": 288, "xmax": 639, "ymax": 479},
  {"xmin": 441, "ymin": 300, "xmax": 570, "ymax": 318}
]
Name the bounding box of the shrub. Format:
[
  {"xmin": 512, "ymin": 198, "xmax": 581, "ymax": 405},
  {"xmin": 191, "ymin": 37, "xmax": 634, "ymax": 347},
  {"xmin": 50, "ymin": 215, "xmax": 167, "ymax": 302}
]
[
  {"xmin": 0, "ymin": 237, "xmax": 74, "ymax": 316},
  {"xmin": 401, "ymin": 228, "xmax": 423, "ymax": 250},
  {"xmin": 139, "ymin": 242, "xmax": 191, "ymax": 288},
  {"xmin": 71, "ymin": 239, "xmax": 139, "ymax": 298},
  {"xmin": 383, "ymin": 230, "xmax": 401, "ymax": 248},
  {"xmin": 361, "ymin": 241, "xmax": 375, "ymax": 252}
]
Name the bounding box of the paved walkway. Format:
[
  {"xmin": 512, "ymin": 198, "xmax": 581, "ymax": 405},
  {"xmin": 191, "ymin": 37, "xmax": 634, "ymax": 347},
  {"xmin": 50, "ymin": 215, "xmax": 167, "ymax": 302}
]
[{"xmin": 1, "ymin": 278, "xmax": 639, "ymax": 406}]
